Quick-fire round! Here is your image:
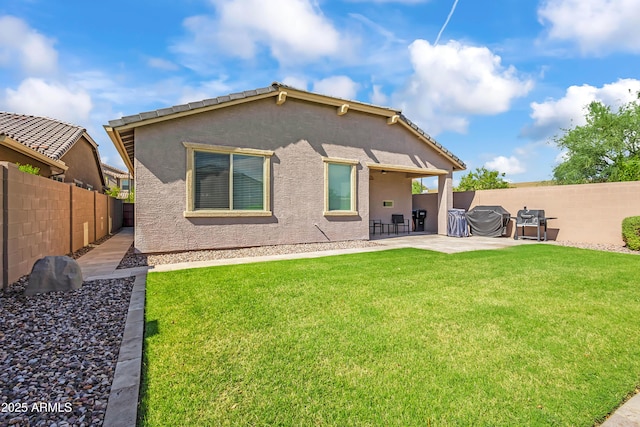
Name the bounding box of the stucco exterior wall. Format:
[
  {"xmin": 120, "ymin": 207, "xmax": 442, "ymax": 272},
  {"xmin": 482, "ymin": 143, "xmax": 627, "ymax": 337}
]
[
  {"xmin": 134, "ymin": 97, "xmax": 454, "ymax": 252},
  {"xmin": 413, "ymin": 181, "xmax": 640, "ymax": 245},
  {"xmin": 60, "ymin": 136, "xmax": 104, "ymax": 190},
  {"xmin": 0, "ymin": 146, "xmax": 53, "ymax": 177}
]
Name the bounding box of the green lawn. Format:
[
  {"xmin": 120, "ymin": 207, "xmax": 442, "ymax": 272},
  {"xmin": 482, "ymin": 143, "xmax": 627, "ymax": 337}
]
[{"xmin": 140, "ymin": 245, "xmax": 640, "ymax": 426}]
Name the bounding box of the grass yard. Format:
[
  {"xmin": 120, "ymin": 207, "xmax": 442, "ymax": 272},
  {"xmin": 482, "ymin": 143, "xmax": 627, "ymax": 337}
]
[{"xmin": 139, "ymin": 245, "xmax": 640, "ymax": 426}]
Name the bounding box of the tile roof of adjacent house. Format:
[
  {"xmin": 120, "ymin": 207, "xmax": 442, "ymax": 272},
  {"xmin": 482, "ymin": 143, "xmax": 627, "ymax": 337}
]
[
  {"xmin": 106, "ymin": 82, "xmax": 466, "ymax": 173},
  {"xmin": 101, "ymin": 162, "xmax": 130, "ymax": 179},
  {"xmin": 0, "ymin": 111, "xmax": 86, "ymax": 161}
]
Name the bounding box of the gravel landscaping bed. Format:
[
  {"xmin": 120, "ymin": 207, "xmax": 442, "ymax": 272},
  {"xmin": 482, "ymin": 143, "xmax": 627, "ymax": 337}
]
[
  {"xmin": 117, "ymin": 240, "xmax": 381, "ymax": 268},
  {"xmin": 0, "ymin": 276, "xmax": 135, "ymax": 426},
  {"xmin": 549, "ymin": 240, "xmax": 639, "ymax": 255}
]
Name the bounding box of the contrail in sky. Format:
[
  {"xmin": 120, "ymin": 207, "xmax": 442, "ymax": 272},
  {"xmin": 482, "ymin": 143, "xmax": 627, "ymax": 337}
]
[{"xmin": 434, "ymin": 0, "xmax": 459, "ymax": 46}]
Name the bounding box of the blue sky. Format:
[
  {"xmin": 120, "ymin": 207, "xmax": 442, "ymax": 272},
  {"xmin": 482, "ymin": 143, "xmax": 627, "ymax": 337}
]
[{"xmin": 2, "ymin": 0, "xmax": 640, "ymax": 187}]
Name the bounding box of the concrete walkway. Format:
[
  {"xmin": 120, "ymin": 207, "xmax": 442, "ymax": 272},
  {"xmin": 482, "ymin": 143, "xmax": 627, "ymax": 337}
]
[
  {"xmin": 76, "ymin": 227, "xmax": 146, "ymax": 280},
  {"xmin": 76, "ymin": 230, "xmax": 640, "ymax": 426},
  {"xmin": 73, "ymin": 227, "xmax": 147, "ymax": 427}
]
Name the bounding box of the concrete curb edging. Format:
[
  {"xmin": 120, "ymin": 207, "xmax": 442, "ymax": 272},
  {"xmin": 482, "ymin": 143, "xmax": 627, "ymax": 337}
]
[{"xmin": 103, "ymin": 272, "xmax": 146, "ymax": 427}]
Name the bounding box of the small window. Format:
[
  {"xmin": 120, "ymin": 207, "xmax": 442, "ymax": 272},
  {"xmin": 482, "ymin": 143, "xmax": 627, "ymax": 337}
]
[
  {"xmin": 323, "ymin": 157, "xmax": 358, "ymax": 216},
  {"xmin": 184, "ymin": 142, "xmax": 273, "ymax": 217},
  {"xmin": 383, "ymin": 200, "xmax": 394, "ymax": 208},
  {"xmin": 121, "ymin": 179, "xmax": 130, "ymax": 190}
]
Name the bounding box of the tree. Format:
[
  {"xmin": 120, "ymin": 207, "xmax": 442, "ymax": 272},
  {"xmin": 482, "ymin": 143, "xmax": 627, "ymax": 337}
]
[
  {"xmin": 552, "ymin": 98, "xmax": 640, "ymax": 184},
  {"xmin": 455, "ymin": 167, "xmax": 510, "ymax": 191},
  {"xmin": 412, "ymin": 180, "xmax": 428, "ymax": 194}
]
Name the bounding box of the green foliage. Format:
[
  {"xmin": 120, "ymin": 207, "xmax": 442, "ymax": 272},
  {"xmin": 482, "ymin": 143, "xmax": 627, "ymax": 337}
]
[
  {"xmin": 553, "ymin": 97, "xmax": 640, "ymax": 184},
  {"xmin": 105, "ymin": 185, "xmax": 121, "ymax": 198},
  {"xmin": 455, "ymin": 166, "xmax": 510, "ymax": 191},
  {"xmin": 125, "ymin": 186, "xmax": 135, "ymax": 203},
  {"xmin": 412, "ymin": 180, "xmax": 427, "ymax": 194},
  {"xmin": 622, "ymin": 216, "xmax": 640, "ymax": 251},
  {"xmin": 16, "ymin": 163, "xmax": 40, "ymax": 175}
]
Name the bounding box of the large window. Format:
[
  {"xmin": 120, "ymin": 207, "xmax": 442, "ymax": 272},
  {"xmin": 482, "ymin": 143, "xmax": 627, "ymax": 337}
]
[
  {"xmin": 323, "ymin": 157, "xmax": 358, "ymax": 216},
  {"xmin": 184, "ymin": 142, "xmax": 273, "ymax": 217}
]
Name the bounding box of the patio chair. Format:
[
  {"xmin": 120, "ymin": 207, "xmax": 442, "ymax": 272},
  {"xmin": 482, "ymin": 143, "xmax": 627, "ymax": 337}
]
[
  {"xmin": 387, "ymin": 214, "xmax": 410, "ymax": 234},
  {"xmin": 369, "ymin": 219, "xmax": 383, "ymax": 235}
]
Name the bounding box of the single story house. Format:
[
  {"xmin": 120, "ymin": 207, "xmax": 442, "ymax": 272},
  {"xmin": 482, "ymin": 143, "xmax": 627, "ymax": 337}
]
[
  {"xmin": 105, "ymin": 82, "xmax": 465, "ymax": 253},
  {"xmin": 0, "ymin": 112, "xmax": 105, "ymax": 191},
  {"xmin": 102, "ymin": 162, "xmax": 134, "ymax": 199}
]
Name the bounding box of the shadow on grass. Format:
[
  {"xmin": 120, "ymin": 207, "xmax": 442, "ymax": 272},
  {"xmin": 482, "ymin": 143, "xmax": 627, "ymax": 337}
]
[{"xmin": 137, "ymin": 320, "xmax": 158, "ymax": 426}]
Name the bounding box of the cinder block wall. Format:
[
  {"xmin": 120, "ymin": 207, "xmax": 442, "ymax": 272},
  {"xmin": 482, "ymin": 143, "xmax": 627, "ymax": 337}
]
[
  {"xmin": 71, "ymin": 186, "xmax": 96, "ymax": 252},
  {"xmin": 108, "ymin": 197, "xmax": 123, "ymax": 234},
  {"xmin": 3, "ymin": 163, "xmax": 71, "ymax": 285},
  {"xmin": 1, "ymin": 162, "xmax": 124, "ymax": 288},
  {"xmin": 95, "ymin": 193, "xmax": 108, "ymax": 241},
  {"xmin": 413, "ymin": 181, "xmax": 640, "ymax": 245}
]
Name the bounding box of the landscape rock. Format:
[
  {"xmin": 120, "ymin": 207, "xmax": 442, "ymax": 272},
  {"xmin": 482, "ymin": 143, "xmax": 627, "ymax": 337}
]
[{"xmin": 25, "ymin": 256, "xmax": 83, "ymax": 296}]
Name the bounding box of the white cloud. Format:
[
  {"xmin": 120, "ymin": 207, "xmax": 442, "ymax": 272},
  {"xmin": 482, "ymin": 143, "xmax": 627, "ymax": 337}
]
[
  {"xmin": 147, "ymin": 57, "xmax": 179, "ymax": 71},
  {"xmin": 346, "ymin": 0, "xmax": 428, "ymax": 3},
  {"xmin": 393, "ymin": 40, "xmax": 533, "ymax": 134},
  {"xmin": 526, "ymin": 78, "xmax": 640, "ymax": 138},
  {"xmin": 176, "ymin": 0, "xmax": 346, "ymax": 67},
  {"xmin": 282, "ymin": 76, "xmax": 308, "ymax": 90},
  {"xmin": 538, "ymin": 0, "xmax": 640, "ymax": 54},
  {"xmin": 371, "ymin": 85, "xmax": 389, "ymax": 105},
  {"xmin": 312, "ymin": 76, "xmax": 359, "ymax": 99},
  {"xmin": 0, "ymin": 15, "xmax": 58, "ymax": 75},
  {"xmin": 3, "ymin": 78, "xmax": 92, "ymax": 123},
  {"xmin": 178, "ymin": 79, "xmax": 233, "ymax": 104},
  {"xmin": 485, "ymin": 155, "xmax": 525, "ymax": 175}
]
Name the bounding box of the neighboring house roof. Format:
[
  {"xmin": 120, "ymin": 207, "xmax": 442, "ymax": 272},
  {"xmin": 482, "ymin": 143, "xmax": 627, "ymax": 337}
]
[
  {"xmin": 105, "ymin": 82, "xmax": 466, "ymax": 174},
  {"xmin": 0, "ymin": 111, "xmax": 85, "ymax": 161},
  {"xmin": 102, "ymin": 162, "xmax": 130, "ymax": 179},
  {"xmin": 0, "ymin": 111, "xmax": 105, "ymax": 187}
]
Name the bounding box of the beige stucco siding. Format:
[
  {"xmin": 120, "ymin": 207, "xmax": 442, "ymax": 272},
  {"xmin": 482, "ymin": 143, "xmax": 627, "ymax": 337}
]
[
  {"xmin": 60, "ymin": 136, "xmax": 104, "ymax": 190},
  {"xmin": 134, "ymin": 98, "xmax": 453, "ymax": 252}
]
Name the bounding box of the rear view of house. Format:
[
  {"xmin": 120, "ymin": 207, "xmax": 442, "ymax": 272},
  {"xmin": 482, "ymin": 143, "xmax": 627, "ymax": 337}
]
[{"xmin": 105, "ymin": 83, "xmax": 465, "ymax": 253}]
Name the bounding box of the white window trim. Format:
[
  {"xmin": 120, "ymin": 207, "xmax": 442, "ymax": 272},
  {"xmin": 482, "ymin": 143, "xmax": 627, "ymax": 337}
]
[
  {"xmin": 322, "ymin": 157, "xmax": 358, "ymax": 216},
  {"xmin": 183, "ymin": 142, "xmax": 273, "ymax": 217}
]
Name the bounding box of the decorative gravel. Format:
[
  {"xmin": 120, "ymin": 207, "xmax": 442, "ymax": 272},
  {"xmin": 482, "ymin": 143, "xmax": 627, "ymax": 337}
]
[
  {"xmin": 118, "ymin": 240, "xmax": 381, "ymax": 268},
  {"xmin": 549, "ymin": 240, "xmax": 639, "ymax": 255},
  {"xmin": 0, "ymin": 276, "xmax": 135, "ymax": 426}
]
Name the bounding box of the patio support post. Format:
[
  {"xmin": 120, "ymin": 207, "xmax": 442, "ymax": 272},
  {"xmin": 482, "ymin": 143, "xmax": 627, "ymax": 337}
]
[{"xmin": 437, "ymin": 171, "xmax": 453, "ymax": 235}]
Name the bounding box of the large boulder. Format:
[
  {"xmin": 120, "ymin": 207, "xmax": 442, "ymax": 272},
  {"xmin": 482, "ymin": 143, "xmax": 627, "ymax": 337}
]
[{"xmin": 25, "ymin": 256, "xmax": 83, "ymax": 296}]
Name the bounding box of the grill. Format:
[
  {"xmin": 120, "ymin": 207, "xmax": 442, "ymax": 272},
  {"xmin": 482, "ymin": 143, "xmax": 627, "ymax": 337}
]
[
  {"xmin": 514, "ymin": 207, "xmax": 555, "ymax": 241},
  {"xmin": 464, "ymin": 205, "xmax": 511, "ymax": 237}
]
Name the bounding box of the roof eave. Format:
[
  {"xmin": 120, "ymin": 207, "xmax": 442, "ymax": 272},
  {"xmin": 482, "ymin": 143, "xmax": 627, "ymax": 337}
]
[
  {"xmin": 0, "ymin": 134, "xmax": 69, "ymax": 171},
  {"xmin": 104, "ymin": 126, "xmax": 134, "ymax": 175}
]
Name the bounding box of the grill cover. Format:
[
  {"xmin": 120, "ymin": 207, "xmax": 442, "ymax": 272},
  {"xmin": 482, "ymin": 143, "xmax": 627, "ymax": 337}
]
[
  {"xmin": 448, "ymin": 209, "xmax": 469, "ymax": 237},
  {"xmin": 465, "ymin": 205, "xmax": 511, "ymax": 237}
]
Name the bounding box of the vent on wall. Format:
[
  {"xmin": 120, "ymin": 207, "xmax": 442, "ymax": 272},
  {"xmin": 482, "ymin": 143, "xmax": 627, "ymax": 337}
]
[{"xmin": 383, "ymin": 200, "xmax": 394, "ymax": 208}]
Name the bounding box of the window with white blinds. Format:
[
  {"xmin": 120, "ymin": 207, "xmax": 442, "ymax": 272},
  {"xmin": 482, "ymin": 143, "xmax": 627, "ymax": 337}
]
[{"xmin": 184, "ymin": 142, "xmax": 273, "ymax": 217}]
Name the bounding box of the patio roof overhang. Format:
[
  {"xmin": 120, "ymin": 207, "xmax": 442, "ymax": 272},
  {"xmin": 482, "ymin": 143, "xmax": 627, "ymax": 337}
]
[{"xmin": 366, "ymin": 162, "xmax": 449, "ymax": 178}]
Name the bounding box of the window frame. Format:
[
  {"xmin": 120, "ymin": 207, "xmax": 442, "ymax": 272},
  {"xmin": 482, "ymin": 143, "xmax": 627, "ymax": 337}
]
[
  {"xmin": 323, "ymin": 157, "xmax": 359, "ymax": 216},
  {"xmin": 183, "ymin": 142, "xmax": 273, "ymax": 217}
]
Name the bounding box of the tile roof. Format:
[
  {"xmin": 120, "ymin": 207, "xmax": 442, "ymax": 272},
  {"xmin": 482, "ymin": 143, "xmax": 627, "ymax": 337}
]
[
  {"xmin": 0, "ymin": 111, "xmax": 85, "ymax": 161},
  {"xmin": 101, "ymin": 162, "xmax": 130, "ymax": 179},
  {"xmin": 106, "ymin": 82, "xmax": 466, "ymax": 170}
]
